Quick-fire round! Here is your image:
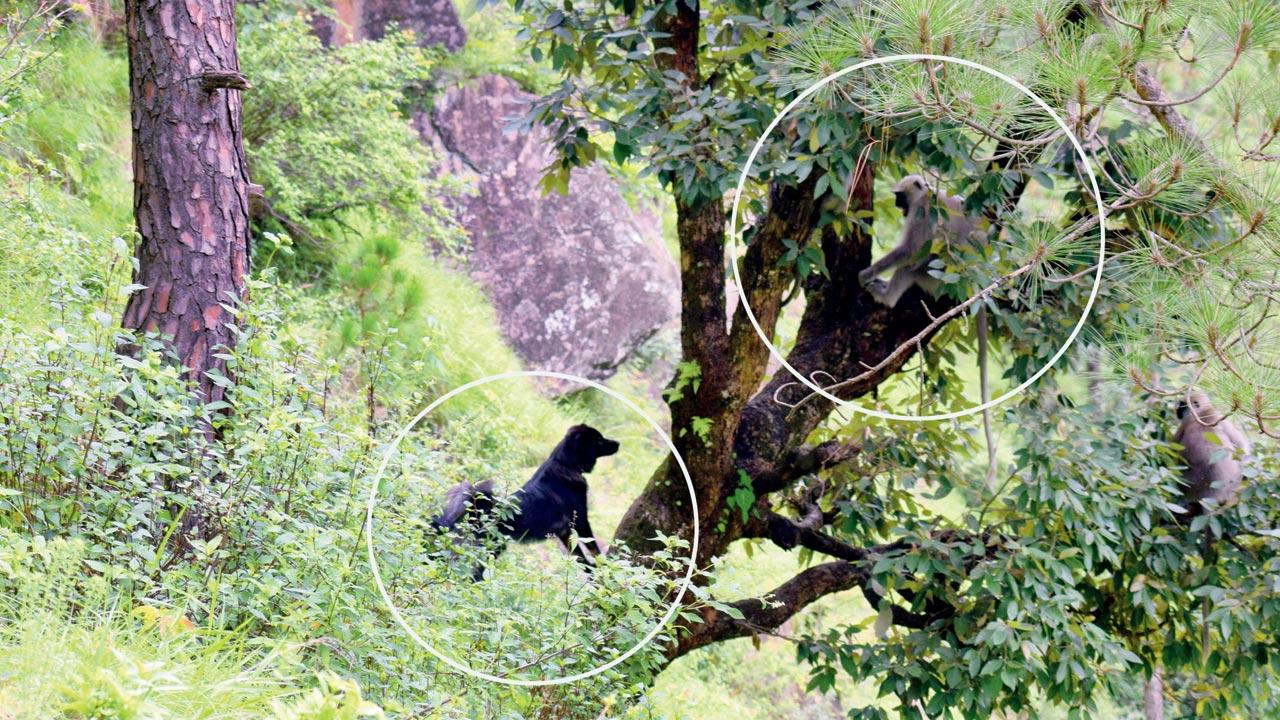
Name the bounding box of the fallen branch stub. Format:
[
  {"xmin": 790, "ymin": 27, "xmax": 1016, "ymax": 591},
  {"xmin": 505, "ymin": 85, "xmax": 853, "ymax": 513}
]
[
  {"xmin": 199, "ymin": 68, "xmax": 249, "ymax": 92},
  {"xmin": 247, "ymin": 183, "xmax": 266, "ymax": 219}
]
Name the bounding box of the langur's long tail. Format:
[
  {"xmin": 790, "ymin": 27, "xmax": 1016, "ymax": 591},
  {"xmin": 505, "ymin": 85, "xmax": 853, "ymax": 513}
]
[{"xmin": 979, "ymin": 305, "xmax": 998, "ymax": 488}]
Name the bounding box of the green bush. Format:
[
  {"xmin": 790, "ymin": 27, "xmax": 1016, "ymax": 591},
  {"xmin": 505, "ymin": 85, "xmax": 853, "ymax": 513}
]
[
  {"xmin": 0, "ymin": 531, "xmax": 344, "ymax": 720},
  {"xmin": 0, "ymin": 10, "xmax": 695, "ymax": 718},
  {"xmin": 0, "ymin": 268, "xmax": 700, "ymax": 716},
  {"xmin": 237, "ymin": 12, "xmax": 462, "ymax": 261},
  {"xmin": 0, "ymin": 30, "xmax": 129, "ymax": 222},
  {"xmin": 438, "ymin": 0, "xmax": 557, "ymax": 92},
  {"xmin": 0, "ymin": 30, "xmax": 131, "ymax": 328}
]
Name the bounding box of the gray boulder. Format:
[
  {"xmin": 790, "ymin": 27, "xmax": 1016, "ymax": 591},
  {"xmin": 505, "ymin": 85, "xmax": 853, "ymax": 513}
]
[
  {"xmin": 420, "ymin": 75, "xmax": 680, "ymax": 386},
  {"xmin": 315, "ymin": 0, "xmax": 467, "ymax": 52}
]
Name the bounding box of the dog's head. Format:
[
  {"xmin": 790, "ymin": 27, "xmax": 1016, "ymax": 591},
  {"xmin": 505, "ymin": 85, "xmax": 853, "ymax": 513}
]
[{"xmin": 559, "ymin": 424, "xmax": 620, "ymax": 473}]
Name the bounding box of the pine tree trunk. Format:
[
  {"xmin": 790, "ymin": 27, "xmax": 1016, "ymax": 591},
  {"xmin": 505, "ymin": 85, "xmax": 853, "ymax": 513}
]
[{"xmin": 121, "ymin": 0, "xmax": 251, "ymax": 407}]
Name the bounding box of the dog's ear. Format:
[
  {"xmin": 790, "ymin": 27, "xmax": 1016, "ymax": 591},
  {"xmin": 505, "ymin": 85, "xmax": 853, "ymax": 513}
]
[
  {"xmin": 561, "ymin": 424, "xmax": 586, "ymax": 457},
  {"xmin": 556, "ymin": 425, "xmax": 589, "ymax": 471}
]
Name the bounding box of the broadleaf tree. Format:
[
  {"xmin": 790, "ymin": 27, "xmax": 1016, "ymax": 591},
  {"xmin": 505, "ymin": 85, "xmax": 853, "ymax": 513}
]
[{"xmin": 514, "ymin": 0, "xmax": 1280, "ymax": 716}]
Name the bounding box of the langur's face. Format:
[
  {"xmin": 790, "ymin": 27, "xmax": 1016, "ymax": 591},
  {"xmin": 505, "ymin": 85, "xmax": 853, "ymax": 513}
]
[
  {"xmin": 1176, "ymin": 397, "xmax": 1194, "ymax": 420},
  {"xmin": 892, "ymin": 175, "xmax": 929, "ymax": 213},
  {"xmin": 1176, "ymin": 391, "xmax": 1214, "ymax": 421}
]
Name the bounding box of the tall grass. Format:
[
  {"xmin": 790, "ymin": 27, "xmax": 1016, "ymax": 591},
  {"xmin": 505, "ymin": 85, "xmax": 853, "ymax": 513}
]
[
  {"xmin": 0, "ymin": 29, "xmax": 130, "ymax": 327},
  {"xmin": 0, "ymin": 533, "xmax": 333, "ymax": 719},
  {"xmin": 0, "ymin": 28, "xmax": 130, "ymax": 231}
]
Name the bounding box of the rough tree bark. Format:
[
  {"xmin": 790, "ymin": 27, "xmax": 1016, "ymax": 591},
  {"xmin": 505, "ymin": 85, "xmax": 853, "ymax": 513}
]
[{"xmin": 121, "ymin": 0, "xmax": 251, "ymax": 408}]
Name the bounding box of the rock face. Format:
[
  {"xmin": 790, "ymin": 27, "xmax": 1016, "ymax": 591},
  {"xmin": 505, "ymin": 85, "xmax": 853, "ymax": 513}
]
[
  {"xmin": 315, "ymin": 0, "xmax": 467, "ymax": 52},
  {"xmin": 420, "ymin": 75, "xmax": 680, "ymax": 385}
]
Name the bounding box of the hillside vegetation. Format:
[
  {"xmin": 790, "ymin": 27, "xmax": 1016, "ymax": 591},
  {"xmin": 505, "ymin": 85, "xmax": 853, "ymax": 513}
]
[{"xmin": 5, "ymin": 1, "xmax": 1280, "ymax": 718}]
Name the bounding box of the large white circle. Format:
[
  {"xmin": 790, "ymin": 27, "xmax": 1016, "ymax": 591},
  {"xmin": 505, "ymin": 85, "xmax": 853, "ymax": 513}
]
[
  {"xmin": 365, "ymin": 370, "xmax": 699, "ymax": 687},
  {"xmin": 730, "ymin": 53, "xmax": 1107, "ymax": 422}
]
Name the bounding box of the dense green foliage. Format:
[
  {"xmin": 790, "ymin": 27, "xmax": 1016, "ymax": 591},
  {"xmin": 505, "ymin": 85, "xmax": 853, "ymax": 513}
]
[
  {"xmin": 238, "ymin": 10, "xmax": 461, "ymax": 259},
  {"xmin": 0, "ymin": 533, "xmax": 343, "ymax": 719},
  {"xmin": 0, "ymin": 253, "xmax": 684, "ymax": 715},
  {"xmin": 0, "ymin": 30, "xmax": 128, "ymax": 325},
  {"xmin": 511, "ymin": 0, "xmax": 1280, "ymax": 717}
]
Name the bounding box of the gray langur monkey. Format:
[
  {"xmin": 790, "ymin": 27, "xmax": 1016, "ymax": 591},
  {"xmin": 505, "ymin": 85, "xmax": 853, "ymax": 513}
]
[
  {"xmin": 1171, "ymin": 390, "xmax": 1252, "ymax": 674},
  {"xmin": 856, "ymin": 174, "xmax": 983, "ymax": 308},
  {"xmin": 1173, "ymin": 390, "xmax": 1252, "ymax": 515},
  {"xmin": 858, "ymin": 175, "xmax": 999, "ymax": 484}
]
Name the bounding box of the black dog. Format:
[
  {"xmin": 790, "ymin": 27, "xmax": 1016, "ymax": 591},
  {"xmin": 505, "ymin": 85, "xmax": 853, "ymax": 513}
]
[{"xmin": 431, "ymin": 424, "xmax": 620, "ymax": 579}]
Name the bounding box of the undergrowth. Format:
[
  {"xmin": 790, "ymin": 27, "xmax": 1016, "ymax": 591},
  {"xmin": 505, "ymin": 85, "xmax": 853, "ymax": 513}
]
[{"xmin": 0, "ymin": 15, "xmax": 690, "ymax": 720}]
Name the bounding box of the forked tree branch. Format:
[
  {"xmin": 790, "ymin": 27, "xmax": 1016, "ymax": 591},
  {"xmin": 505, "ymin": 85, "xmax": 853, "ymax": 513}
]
[
  {"xmin": 672, "ymin": 517, "xmax": 960, "ymax": 657},
  {"xmin": 750, "ymin": 438, "xmax": 864, "ymax": 495},
  {"xmin": 727, "ymin": 175, "xmax": 822, "ymax": 407},
  {"xmin": 672, "ymin": 560, "xmax": 868, "ymax": 656},
  {"xmin": 783, "ymin": 259, "xmax": 1040, "ymax": 413}
]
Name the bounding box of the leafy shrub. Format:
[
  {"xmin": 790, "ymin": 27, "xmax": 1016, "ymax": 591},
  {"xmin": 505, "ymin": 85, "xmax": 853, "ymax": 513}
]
[
  {"xmin": 0, "ymin": 29, "xmax": 130, "ymax": 328},
  {"xmin": 270, "ymin": 673, "xmax": 385, "ymax": 720},
  {"xmin": 237, "ymin": 12, "xmax": 462, "ymax": 260},
  {"xmin": 437, "ymin": 0, "xmax": 557, "ymax": 92},
  {"xmin": 0, "ymin": 166, "xmax": 122, "ymax": 326},
  {"xmin": 0, "ymin": 267, "xmax": 702, "ymax": 716},
  {"xmin": 0, "ymin": 27, "xmax": 129, "ymax": 225},
  {"xmin": 0, "ymin": 10, "xmax": 695, "ymax": 718},
  {"xmin": 0, "ymin": 531, "xmax": 343, "ymax": 720}
]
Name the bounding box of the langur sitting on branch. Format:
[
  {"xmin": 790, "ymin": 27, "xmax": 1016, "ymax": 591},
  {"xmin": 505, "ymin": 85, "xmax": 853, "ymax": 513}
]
[
  {"xmin": 857, "ymin": 174, "xmax": 985, "ymax": 308},
  {"xmin": 859, "ymin": 174, "xmax": 999, "ymax": 484},
  {"xmin": 1173, "ymin": 390, "xmax": 1252, "ymax": 516}
]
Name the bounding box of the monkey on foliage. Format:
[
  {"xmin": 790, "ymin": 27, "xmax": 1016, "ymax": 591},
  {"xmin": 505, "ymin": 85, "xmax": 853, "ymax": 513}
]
[
  {"xmin": 859, "ymin": 174, "xmax": 1000, "ymax": 482},
  {"xmin": 857, "ymin": 174, "xmax": 985, "ymax": 308},
  {"xmin": 1168, "ymin": 390, "xmax": 1254, "ymax": 670},
  {"xmin": 1173, "ymin": 390, "xmax": 1251, "ymax": 516}
]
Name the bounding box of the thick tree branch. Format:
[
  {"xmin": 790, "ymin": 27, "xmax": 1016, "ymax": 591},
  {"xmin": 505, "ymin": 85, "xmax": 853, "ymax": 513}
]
[
  {"xmin": 750, "ymin": 439, "xmax": 863, "ymax": 495},
  {"xmin": 731, "ymin": 158, "xmax": 900, "ymax": 493},
  {"xmin": 615, "ymin": 0, "xmax": 733, "ymax": 555},
  {"xmin": 754, "ymin": 510, "xmax": 898, "ymax": 559},
  {"xmin": 651, "ymin": 0, "xmax": 727, "ymax": 400},
  {"xmin": 788, "ymin": 258, "xmax": 1040, "ymax": 412},
  {"xmin": 673, "ymin": 560, "xmax": 869, "ymax": 656},
  {"xmin": 673, "ymin": 521, "xmax": 944, "ymax": 657},
  {"xmin": 727, "ymin": 175, "xmax": 821, "ymax": 407},
  {"xmin": 1130, "ymin": 64, "xmax": 1202, "ymax": 148},
  {"xmin": 751, "ymin": 512, "xmax": 976, "ymax": 623}
]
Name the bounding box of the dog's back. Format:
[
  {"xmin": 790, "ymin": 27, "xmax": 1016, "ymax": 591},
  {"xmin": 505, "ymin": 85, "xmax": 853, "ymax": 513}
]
[
  {"xmin": 431, "ymin": 480, "xmax": 497, "ymax": 532},
  {"xmin": 429, "ymin": 424, "xmax": 618, "ymax": 580}
]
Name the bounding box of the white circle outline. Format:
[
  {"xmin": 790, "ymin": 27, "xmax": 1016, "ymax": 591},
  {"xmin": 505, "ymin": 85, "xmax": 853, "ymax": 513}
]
[
  {"xmin": 365, "ymin": 370, "xmax": 699, "ymax": 687},
  {"xmin": 730, "ymin": 53, "xmax": 1106, "ymax": 422}
]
